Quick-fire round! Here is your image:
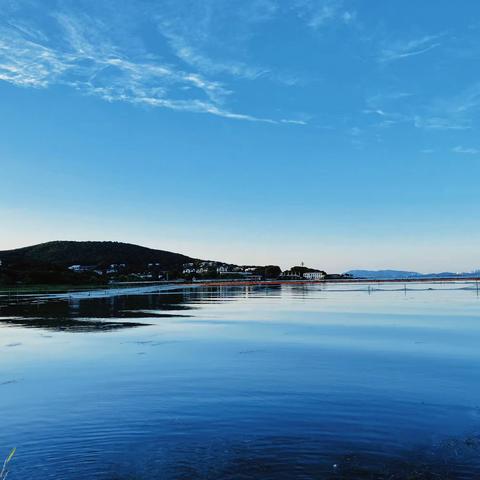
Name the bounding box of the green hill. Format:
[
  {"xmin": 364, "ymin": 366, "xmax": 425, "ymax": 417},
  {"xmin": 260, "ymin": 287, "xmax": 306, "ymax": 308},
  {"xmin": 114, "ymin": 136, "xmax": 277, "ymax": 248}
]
[
  {"xmin": 0, "ymin": 241, "xmax": 198, "ymax": 269},
  {"xmin": 0, "ymin": 241, "xmax": 202, "ymax": 284}
]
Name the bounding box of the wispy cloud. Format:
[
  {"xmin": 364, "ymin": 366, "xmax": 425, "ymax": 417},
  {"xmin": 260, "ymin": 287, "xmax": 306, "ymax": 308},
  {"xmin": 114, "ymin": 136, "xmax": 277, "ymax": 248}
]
[
  {"xmin": 280, "ymin": 118, "xmax": 308, "ymax": 125},
  {"xmin": 379, "ymin": 34, "xmax": 443, "ymax": 62},
  {"xmin": 452, "ymin": 145, "xmax": 479, "ymax": 155},
  {"xmin": 365, "ymin": 83, "xmax": 480, "ymax": 133},
  {"xmin": 293, "ymin": 0, "xmax": 356, "ymax": 29},
  {"xmin": 412, "ymin": 82, "xmax": 480, "ymax": 131},
  {"xmin": 414, "ymin": 116, "xmax": 471, "ymax": 130},
  {"xmin": 363, "ymin": 108, "xmax": 410, "ymax": 128},
  {"xmin": 154, "ymin": 0, "xmax": 308, "ymax": 88},
  {"xmin": 0, "ymin": 4, "xmax": 305, "ymax": 125},
  {"xmin": 156, "ymin": 18, "xmax": 268, "ymax": 81},
  {"xmin": 363, "ymin": 92, "xmax": 412, "ymax": 128}
]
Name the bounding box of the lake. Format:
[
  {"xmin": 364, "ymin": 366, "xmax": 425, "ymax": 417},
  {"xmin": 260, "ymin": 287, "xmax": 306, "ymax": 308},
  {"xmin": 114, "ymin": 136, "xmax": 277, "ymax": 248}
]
[{"xmin": 1, "ymin": 282, "xmax": 480, "ymax": 479}]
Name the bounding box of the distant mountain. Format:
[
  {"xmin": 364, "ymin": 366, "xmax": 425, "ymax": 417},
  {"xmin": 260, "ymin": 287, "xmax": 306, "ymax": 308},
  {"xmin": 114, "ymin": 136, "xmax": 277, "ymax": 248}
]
[
  {"xmin": 345, "ymin": 269, "xmax": 480, "ymax": 280},
  {"xmin": 0, "ymin": 241, "xmax": 199, "ymax": 270},
  {"xmin": 345, "ymin": 270, "xmax": 421, "ymax": 279}
]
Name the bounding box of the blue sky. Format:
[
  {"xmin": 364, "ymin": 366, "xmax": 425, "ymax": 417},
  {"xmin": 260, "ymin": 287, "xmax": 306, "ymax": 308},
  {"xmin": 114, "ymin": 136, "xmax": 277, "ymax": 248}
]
[{"xmin": 1, "ymin": 0, "xmax": 480, "ymax": 272}]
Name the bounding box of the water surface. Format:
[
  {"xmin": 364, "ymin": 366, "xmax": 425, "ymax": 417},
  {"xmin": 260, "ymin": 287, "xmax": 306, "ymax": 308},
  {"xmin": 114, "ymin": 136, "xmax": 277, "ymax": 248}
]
[{"xmin": 1, "ymin": 282, "xmax": 480, "ymax": 479}]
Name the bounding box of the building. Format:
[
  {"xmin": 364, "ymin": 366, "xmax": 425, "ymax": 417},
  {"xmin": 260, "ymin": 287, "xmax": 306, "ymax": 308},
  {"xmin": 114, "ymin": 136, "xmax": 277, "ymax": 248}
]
[
  {"xmin": 107, "ymin": 263, "xmax": 126, "ymax": 274},
  {"xmin": 279, "ymin": 270, "xmax": 303, "ymax": 280},
  {"xmin": 195, "ymin": 267, "xmax": 210, "ymax": 274},
  {"xmin": 304, "ymin": 271, "xmax": 325, "ymax": 280},
  {"xmin": 68, "ymin": 265, "xmax": 96, "ymax": 273},
  {"xmin": 303, "ymin": 271, "xmax": 326, "ymax": 280}
]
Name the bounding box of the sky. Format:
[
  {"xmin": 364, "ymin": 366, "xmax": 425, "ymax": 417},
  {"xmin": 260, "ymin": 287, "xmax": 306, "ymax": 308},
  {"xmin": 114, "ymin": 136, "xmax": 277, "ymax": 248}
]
[{"xmin": 1, "ymin": 0, "xmax": 480, "ymax": 273}]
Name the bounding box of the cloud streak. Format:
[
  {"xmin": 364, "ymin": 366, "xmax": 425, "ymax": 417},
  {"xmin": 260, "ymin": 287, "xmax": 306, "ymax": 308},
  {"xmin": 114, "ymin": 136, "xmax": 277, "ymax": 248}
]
[
  {"xmin": 380, "ymin": 34, "xmax": 443, "ymax": 62},
  {"xmin": 0, "ymin": 6, "xmax": 304, "ymax": 125},
  {"xmin": 365, "ymin": 82, "xmax": 480, "ymax": 133},
  {"xmin": 293, "ymin": 0, "xmax": 356, "ymax": 29},
  {"xmin": 154, "ymin": 0, "xmax": 309, "ymax": 88},
  {"xmin": 452, "ymin": 145, "xmax": 478, "ymax": 155}
]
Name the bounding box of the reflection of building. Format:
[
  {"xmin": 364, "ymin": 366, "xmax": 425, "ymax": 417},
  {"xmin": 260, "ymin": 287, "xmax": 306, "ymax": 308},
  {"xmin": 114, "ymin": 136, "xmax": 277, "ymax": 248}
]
[
  {"xmin": 303, "ymin": 272, "xmax": 325, "ymax": 280},
  {"xmin": 218, "ymin": 271, "xmax": 260, "ymax": 278}
]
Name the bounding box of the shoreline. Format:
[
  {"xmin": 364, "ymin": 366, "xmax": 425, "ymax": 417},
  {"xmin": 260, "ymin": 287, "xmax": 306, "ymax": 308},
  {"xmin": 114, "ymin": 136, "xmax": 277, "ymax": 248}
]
[
  {"xmin": 194, "ymin": 277, "xmax": 480, "ymax": 287},
  {"xmin": 2, "ymin": 276, "xmax": 479, "ymax": 298}
]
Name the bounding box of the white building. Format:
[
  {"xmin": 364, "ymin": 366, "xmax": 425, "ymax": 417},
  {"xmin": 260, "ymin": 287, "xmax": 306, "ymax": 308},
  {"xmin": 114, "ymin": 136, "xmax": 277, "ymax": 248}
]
[
  {"xmin": 280, "ymin": 270, "xmax": 302, "ymax": 279},
  {"xmin": 68, "ymin": 265, "xmax": 97, "ymax": 273},
  {"xmin": 303, "ymin": 271, "xmax": 325, "ymax": 280}
]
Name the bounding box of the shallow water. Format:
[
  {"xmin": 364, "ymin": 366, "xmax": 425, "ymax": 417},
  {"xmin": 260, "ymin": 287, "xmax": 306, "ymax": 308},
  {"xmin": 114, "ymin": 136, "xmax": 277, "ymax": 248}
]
[{"xmin": 1, "ymin": 282, "xmax": 480, "ymax": 479}]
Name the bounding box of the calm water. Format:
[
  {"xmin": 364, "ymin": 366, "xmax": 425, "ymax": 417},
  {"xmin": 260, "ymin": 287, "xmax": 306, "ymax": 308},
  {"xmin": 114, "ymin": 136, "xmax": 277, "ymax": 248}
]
[{"xmin": 1, "ymin": 282, "xmax": 480, "ymax": 479}]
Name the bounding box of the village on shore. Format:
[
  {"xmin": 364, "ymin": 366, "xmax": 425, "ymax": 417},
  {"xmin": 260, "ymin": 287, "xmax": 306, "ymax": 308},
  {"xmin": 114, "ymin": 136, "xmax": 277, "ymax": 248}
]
[{"xmin": 67, "ymin": 260, "xmax": 351, "ymax": 283}]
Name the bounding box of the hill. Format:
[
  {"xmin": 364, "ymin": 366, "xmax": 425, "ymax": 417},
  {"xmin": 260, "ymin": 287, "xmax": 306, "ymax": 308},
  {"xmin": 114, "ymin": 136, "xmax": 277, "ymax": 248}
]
[
  {"xmin": 345, "ymin": 269, "xmax": 480, "ymax": 280},
  {"xmin": 0, "ymin": 241, "xmax": 198, "ymax": 270},
  {"xmin": 0, "ymin": 241, "xmax": 202, "ymax": 284},
  {"xmin": 345, "ymin": 270, "xmax": 421, "ymax": 280}
]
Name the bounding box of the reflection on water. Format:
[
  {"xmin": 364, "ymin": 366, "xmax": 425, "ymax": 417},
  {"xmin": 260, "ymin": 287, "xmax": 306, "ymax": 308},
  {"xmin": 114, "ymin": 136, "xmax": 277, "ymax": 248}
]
[
  {"xmin": 0, "ymin": 317, "xmax": 147, "ymax": 332},
  {"xmin": 0, "ymin": 287, "xmax": 195, "ymax": 331},
  {"xmin": 1, "ymin": 282, "xmax": 480, "ymax": 479}
]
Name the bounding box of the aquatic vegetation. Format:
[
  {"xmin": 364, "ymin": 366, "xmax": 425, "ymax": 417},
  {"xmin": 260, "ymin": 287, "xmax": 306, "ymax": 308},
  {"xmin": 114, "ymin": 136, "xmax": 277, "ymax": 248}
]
[{"xmin": 0, "ymin": 449, "xmax": 16, "ymax": 480}]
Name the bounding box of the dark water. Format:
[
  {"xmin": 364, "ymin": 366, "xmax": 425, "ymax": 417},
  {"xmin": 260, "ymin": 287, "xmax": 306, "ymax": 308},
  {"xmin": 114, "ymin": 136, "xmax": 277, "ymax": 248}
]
[{"xmin": 1, "ymin": 283, "xmax": 480, "ymax": 479}]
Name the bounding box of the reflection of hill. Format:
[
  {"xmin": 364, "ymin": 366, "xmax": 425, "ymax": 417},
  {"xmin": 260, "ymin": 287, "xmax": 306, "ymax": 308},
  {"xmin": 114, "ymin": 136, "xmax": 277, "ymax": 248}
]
[
  {"xmin": 0, "ymin": 284, "xmax": 285, "ymax": 333},
  {"xmin": 0, "ymin": 317, "xmax": 147, "ymax": 332},
  {"xmin": 0, "ymin": 289, "xmax": 196, "ymax": 332}
]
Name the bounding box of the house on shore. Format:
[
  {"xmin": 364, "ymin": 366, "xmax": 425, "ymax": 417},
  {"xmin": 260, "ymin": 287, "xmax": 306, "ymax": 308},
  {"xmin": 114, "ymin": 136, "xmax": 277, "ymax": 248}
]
[
  {"xmin": 68, "ymin": 265, "xmax": 97, "ymax": 273},
  {"xmin": 303, "ymin": 271, "xmax": 326, "ymax": 280},
  {"xmin": 279, "ymin": 270, "xmax": 303, "ymax": 280}
]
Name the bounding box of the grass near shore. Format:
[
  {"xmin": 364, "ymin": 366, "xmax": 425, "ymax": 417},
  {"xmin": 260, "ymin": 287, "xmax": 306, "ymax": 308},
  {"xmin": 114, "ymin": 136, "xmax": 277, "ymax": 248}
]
[{"xmin": 0, "ymin": 449, "xmax": 16, "ymax": 480}]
